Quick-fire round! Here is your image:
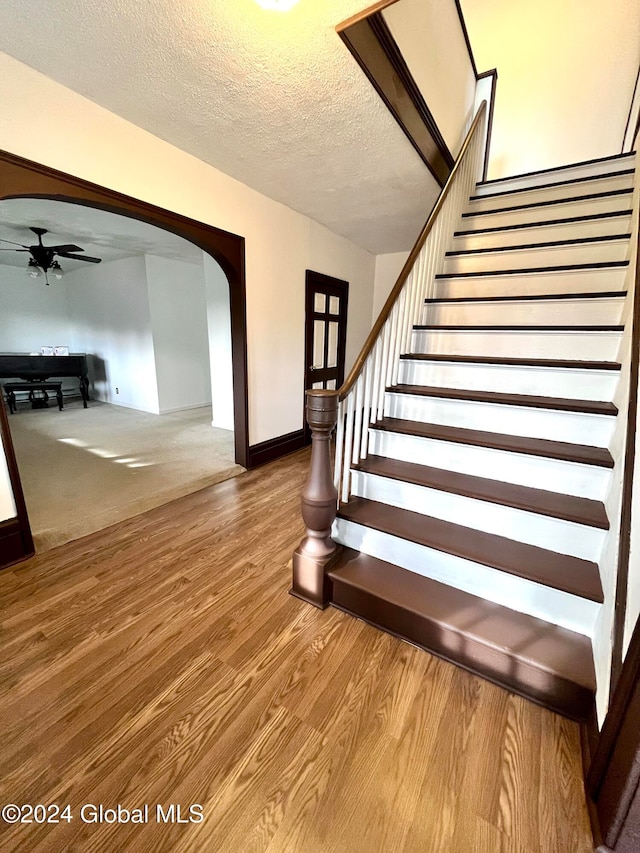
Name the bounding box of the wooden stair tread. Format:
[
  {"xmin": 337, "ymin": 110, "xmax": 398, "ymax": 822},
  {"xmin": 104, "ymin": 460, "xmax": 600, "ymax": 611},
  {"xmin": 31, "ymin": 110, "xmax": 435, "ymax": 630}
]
[
  {"xmin": 327, "ymin": 549, "xmax": 596, "ymax": 719},
  {"xmin": 454, "ymin": 209, "xmax": 633, "ymax": 237},
  {"xmin": 415, "ymin": 324, "xmax": 624, "ymax": 331},
  {"xmin": 475, "ymin": 151, "xmax": 633, "ymax": 188},
  {"xmin": 447, "ymin": 233, "xmax": 631, "ymax": 256},
  {"xmin": 337, "ymin": 497, "xmax": 603, "ymax": 603},
  {"xmin": 462, "ymin": 187, "xmax": 632, "ymax": 217},
  {"xmin": 388, "ymin": 383, "xmax": 618, "ymax": 416},
  {"xmin": 425, "ymin": 290, "xmax": 626, "ymax": 304},
  {"xmin": 435, "ymin": 261, "xmax": 628, "ymax": 279},
  {"xmin": 373, "ymin": 417, "xmax": 613, "ymax": 467},
  {"xmin": 469, "ymin": 169, "xmax": 634, "ymax": 202},
  {"xmin": 400, "ymin": 353, "xmax": 622, "ymax": 371},
  {"xmin": 354, "ymin": 455, "xmax": 609, "ymax": 530}
]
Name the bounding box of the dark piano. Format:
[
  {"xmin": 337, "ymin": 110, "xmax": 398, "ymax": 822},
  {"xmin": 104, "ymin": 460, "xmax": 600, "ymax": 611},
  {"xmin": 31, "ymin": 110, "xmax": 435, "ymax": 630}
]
[{"xmin": 0, "ymin": 353, "xmax": 89, "ymax": 407}]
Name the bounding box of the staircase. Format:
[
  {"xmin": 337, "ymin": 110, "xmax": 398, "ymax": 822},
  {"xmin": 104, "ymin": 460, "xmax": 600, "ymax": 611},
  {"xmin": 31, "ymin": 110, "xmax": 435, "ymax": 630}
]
[{"xmin": 326, "ymin": 151, "xmax": 636, "ymax": 720}]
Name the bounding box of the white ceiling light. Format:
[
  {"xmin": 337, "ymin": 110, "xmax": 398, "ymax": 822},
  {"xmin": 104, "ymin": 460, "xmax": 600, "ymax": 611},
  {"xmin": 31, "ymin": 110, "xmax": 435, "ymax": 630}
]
[{"xmin": 254, "ymin": 0, "xmax": 300, "ymax": 10}]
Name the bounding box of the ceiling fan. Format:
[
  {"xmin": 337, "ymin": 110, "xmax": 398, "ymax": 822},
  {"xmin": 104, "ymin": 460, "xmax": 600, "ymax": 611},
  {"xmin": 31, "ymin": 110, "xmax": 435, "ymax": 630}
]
[{"xmin": 0, "ymin": 226, "xmax": 102, "ymax": 284}]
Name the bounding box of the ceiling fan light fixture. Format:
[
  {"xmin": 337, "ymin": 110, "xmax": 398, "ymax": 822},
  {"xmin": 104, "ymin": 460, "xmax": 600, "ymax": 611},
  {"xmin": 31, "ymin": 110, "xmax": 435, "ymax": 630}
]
[
  {"xmin": 27, "ymin": 258, "xmax": 42, "ymax": 278},
  {"xmin": 254, "ymin": 0, "xmax": 300, "ymax": 10},
  {"xmin": 50, "ymin": 261, "xmax": 64, "ymax": 280}
]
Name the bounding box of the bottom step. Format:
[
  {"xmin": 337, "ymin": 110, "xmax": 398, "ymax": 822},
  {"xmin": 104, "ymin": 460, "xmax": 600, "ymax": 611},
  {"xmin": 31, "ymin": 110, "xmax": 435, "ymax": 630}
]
[{"xmin": 327, "ymin": 549, "xmax": 595, "ymax": 720}]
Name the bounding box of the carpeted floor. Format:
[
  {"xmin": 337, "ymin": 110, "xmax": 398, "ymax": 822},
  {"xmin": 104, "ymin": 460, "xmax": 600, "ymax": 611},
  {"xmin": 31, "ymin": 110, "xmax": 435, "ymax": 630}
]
[{"xmin": 7, "ymin": 399, "xmax": 244, "ymax": 551}]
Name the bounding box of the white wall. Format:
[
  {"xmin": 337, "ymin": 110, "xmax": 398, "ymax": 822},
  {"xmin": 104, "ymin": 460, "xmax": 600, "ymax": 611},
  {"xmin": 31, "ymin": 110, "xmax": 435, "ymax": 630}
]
[
  {"xmin": 145, "ymin": 255, "xmax": 211, "ymax": 414},
  {"xmin": 66, "ymin": 255, "xmax": 160, "ymax": 413},
  {"xmin": 0, "ymin": 264, "xmax": 72, "ymax": 352},
  {"xmin": 203, "ymin": 254, "xmax": 234, "ymax": 431},
  {"xmin": 373, "ymin": 251, "xmax": 410, "ymax": 319},
  {"xmin": 383, "ymin": 0, "xmax": 477, "ymax": 156}
]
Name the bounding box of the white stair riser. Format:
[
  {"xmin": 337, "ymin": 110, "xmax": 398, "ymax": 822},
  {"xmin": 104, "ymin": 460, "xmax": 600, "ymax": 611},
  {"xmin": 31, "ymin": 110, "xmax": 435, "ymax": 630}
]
[
  {"xmin": 453, "ymin": 214, "xmax": 633, "ymax": 250},
  {"xmin": 426, "ymin": 297, "xmax": 624, "ymax": 327},
  {"xmin": 468, "ymin": 173, "xmax": 634, "ymax": 212},
  {"xmin": 368, "ymin": 429, "xmax": 611, "ymax": 499},
  {"xmin": 333, "ymin": 518, "xmax": 600, "ymax": 637},
  {"xmin": 384, "ymin": 393, "xmax": 615, "ymax": 445},
  {"xmin": 435, "ymin": 267, "xmax": 628, "ymax": 299},
  {"xmin": 474, "ymin": 157, "xmax": 635, "ymax": 195},
  {"xmin": 398, "ymin": 360, "xmax": 619, "ymax": 400},
  {"xmin": 443, "ymin": 240, "xmax": 629, "ymax": 274},
  {"xmin": 350, "ymin": 470, "xmax": 605, "ymax": 561},
  {"xmin": 411, "ymin": 329, "xmax": 623, "ymax": 361},
  {"xmin": 461, "ymin": 194, "xmax": 632, "ymax": 230}
]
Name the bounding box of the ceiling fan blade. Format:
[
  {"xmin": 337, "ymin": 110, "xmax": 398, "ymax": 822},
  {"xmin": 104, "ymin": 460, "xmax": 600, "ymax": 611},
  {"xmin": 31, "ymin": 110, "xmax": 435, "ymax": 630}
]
[
  {"xmin": 0, "ymin": 238, "xmax": 29, "ymax": 248},
  {"xmin": 57, "ymin": 252, "xmax": 102, "ymax": 264},
  {"xmin": 0, "ymin": 248, "xmax": 29, "ymax": 251},
  {"xmin": 50, "ymin": 244, "xmax": 84, "ymax": 253}
]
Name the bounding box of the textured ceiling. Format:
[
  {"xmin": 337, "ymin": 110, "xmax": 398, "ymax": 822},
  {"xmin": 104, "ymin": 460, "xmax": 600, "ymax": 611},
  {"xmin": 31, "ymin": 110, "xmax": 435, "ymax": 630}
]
[
  {"xmin": 0, "ymin": 1, "xmax": 636, "ymax": 256},
  {"xmin": 0, "ymin": 199, "xmax": 203, "ymax": 269},
  {"xmin": 0, "ymin": 0, "xmax": 439, "ymax": 255}
]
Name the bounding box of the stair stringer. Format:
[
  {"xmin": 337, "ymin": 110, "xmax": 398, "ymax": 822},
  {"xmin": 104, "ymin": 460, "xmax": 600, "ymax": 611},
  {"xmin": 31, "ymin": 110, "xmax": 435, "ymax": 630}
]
[{"xmin": 591, "ymin": 178, "xmax": 640, "ymax": 723}]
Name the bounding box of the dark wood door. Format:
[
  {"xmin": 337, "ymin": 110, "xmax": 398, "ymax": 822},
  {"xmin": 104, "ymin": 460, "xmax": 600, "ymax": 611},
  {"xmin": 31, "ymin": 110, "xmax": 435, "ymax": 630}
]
[{"xmin": 304, "ymin": 270, "xmax": 349, "ymax": 440}]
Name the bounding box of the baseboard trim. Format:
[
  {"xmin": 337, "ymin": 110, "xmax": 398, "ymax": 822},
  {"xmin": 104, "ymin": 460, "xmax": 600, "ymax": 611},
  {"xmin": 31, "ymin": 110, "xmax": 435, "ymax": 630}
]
[
  {"xmin": 582, "ymin": 706, "xmax": 605, "ymax": 852},
  {"xmin": 158, "ymin": 403, "xmax": 212, "ymax": 415},
  {"xmin": 0, "ymin": 518, "xmax": 34, "ymax": 569},
  {"xmin": 247, "ymin": 429, "xmax": 307, "ymax": 469}
]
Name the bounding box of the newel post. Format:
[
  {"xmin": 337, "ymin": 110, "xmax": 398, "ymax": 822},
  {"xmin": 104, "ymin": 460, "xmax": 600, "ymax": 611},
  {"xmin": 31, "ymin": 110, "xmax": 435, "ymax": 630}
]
[{"xmin": 291, "ymin": 390, "xmax": 341, "ymax": 608}]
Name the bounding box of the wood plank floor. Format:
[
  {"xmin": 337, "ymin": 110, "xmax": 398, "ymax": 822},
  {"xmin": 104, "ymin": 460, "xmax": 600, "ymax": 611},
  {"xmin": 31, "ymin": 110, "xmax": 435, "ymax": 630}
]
[{"xmin": 0, "ymin": 449, "xmax": 594, "ymax": 852}]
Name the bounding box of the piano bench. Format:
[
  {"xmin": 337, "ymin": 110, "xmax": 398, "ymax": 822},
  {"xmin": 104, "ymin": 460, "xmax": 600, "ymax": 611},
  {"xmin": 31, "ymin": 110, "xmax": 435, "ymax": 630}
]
[{"xmin": 3, "ymin": 381, "xmax": 63, "ymax": 414}]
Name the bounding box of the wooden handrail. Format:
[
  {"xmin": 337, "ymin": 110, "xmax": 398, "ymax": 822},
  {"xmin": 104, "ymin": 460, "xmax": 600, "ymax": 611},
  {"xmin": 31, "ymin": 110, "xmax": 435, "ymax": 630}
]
[{"xmin": 338, "ymin": 100, "xmax": 487, "ymax": 401}]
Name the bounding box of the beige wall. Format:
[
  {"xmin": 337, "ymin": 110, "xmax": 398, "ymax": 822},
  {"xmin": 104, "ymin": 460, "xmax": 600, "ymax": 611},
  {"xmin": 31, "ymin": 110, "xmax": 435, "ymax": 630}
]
[
  {"xmin": 373, "ymin": 251, "xmax": 410, "ymax": 319},
  {"xmin": 462, "ymin": 0, "xmax": 640, "ymax": 178}
]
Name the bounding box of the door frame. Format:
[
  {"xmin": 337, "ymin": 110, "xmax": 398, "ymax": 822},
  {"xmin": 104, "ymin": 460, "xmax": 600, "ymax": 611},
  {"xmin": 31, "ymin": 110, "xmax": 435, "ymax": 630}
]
[{"xmin": 304, "ymin": 270, "xmax": 349, "ymax": 443}]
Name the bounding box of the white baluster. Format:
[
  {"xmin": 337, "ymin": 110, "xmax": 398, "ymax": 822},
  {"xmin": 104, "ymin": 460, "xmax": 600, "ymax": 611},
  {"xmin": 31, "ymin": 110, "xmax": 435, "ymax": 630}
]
[
  {"xmin": 333, "ymin": 397, "xmax": 345, "ymax": 496},
  {"xmin": 341, "ymin": 390, "xmax": 355, "ymax": 503},
  {"xmin": 360, "ymin": 356, "xmax": 373, "ymax": 459},
  {"xmin": 352, "ymin": 373, "xmax": 365, "ymax": 465},
  {"xmin": 370, "ymin": 337, "xmax": 383, "ymax": 425},
  {"xmin": 378, "ymin": 319, "xmax": 392, "ymax": 419}
]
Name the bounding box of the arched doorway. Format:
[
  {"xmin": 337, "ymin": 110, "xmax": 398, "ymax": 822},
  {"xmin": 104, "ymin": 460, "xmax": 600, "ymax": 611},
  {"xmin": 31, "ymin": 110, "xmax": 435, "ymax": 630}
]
[
  {"xmin": 0, "ymin": 148, "xmax": 249, "ymax": 563},
  {"xmin": 0, "ymin": 148, "xmax": 249, "ymax": 465}
]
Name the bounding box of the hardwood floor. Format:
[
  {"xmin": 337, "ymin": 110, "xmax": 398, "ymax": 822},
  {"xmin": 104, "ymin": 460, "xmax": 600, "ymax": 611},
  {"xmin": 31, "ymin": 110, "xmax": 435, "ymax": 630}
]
[{"xmin": 0, "ymin": 449, "xmax": 594, "ymax": 852}]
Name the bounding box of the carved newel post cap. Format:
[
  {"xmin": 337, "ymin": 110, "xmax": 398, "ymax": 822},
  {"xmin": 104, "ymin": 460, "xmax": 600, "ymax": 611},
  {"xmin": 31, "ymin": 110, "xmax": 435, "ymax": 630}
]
[{"xmin": 305, "ymin": 389, "xmax": 339, "ymax": 430}]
